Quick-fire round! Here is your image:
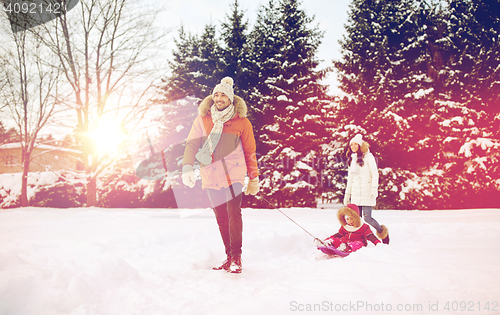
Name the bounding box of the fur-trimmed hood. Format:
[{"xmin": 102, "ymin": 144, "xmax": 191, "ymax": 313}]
[
  {"xmin": 360, "ymin": 141, "xmax": 370, "ymax": 154},
  {"xmin": 346, "ymin": 140, "xmax": 371, "ymax": 159},
  {"xmin": 198, "ymin": 95, "xmax": 248, "ymax": 118},
  {"xmin": 337, "ymin": 205, "xmax": 362, "ymax": 228}
]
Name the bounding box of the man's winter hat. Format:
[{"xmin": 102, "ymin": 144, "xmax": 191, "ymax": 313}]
[
  {"xmin": 212, "ymin": 77, "xmax": 234, "ymax": 104},
  {"xmin": 350, "ymin": 134, "xmax": 363, "ymax": 146}
]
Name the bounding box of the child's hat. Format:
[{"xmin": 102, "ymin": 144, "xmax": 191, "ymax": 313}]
[
  {"xmin": 346, "ymin": 203, "xmax": 360, "ymax": 216},
  {"xmin": 337, "ymin": 203, "xmax": 362, "ymax": 228}
]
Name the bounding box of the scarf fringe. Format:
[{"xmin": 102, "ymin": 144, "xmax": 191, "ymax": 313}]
[{"xmin": 196, "ymin": 104, "xmax": 235, "ymax": 164}]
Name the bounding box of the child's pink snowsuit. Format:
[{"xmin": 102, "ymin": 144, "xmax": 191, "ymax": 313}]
[
  {"xmin": 326, "ymin": 237, "xmax": 364, "ymax": 252},
  {"xmin": 324, "ymin": 204, "xmax": 380, "ymax": 252}
]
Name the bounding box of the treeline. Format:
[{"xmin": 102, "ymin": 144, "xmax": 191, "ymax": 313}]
[
  {"xmin": 2, "ymin": 0, "xmax": 497, "ymax": 210},
  {"xmin": 158, "ymin": 0, "xmax": 499, "ymax": 209},
  {"xmin": 330, "ymin": 0, "xmax": 499, "ymax": 209},
  {"xmin": 157, "ymin": 0, "xmax": 333, "ymax": 208},
  {"xmin": 0, "ymin": 121, "xmax": 18, "ymax": 144}
]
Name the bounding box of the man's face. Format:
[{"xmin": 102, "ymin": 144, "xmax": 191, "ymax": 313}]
[{"xmin": 213, "ymin": 92, "xmax": 231, "ymax": 111}]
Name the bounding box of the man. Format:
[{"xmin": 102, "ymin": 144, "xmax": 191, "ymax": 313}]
[{"xmin": 182, "ymin": 77, "xmax": 259, "ymax": 273}]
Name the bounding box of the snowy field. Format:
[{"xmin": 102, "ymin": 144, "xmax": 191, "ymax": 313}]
[{"xmin": 0, "ymin": 207, "xmax": 499, "ymax": 315}]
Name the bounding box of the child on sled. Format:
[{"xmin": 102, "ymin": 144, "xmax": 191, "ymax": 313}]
[{"xmin": 315, "ymin": 203, "xmax": 380, "ymax": 254}]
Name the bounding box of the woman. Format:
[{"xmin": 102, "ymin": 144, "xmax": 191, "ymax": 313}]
[{"xmin": 344, "ymin": 134, "xmax": 389, "ymax": 244}]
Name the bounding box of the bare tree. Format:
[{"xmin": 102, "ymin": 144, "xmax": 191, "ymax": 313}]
[
  {"xmin": 0, "ymin": 21, "xmax": 62, "ymax": 206},
  {"xmin": 36, "ymin": 0, "xmax": 168, "ymax": 206}
]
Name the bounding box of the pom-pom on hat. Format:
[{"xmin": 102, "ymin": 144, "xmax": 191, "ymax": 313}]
[
  {"xmin": 212, "ymin": 77, "xmax": 234, "ymax": 104},
  {"xmin": 350, "ymin": 134, "xmax": 363, "ymax": 146}
]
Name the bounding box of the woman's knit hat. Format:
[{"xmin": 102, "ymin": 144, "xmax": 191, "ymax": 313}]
[
  {"xmin": 350, "ymin": 134, "xmax": 363, "ymax": 146},
  {"xmin": 212, "ymin": 77, "xmax": 234, "ymax": 104}
]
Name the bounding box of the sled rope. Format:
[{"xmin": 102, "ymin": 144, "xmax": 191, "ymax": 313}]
[
  {"xmin": 147, "ymin": 136, "xmax": 168, "ymax": 173},
  {"xmin": 256, "ymin": 193, "xmax": 326, "ymax": 246}
]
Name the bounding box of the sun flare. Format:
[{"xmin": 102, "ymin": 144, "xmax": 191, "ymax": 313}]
[{"xmin": 88, "ymin": 118, "xmax": 127, "ymax": 155}]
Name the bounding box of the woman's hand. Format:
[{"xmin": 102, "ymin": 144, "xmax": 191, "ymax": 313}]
[{"xmin": 343, "ymin": 194, "xmax": 351, "ymax": 205}]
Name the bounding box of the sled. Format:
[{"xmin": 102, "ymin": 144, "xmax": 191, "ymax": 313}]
[
  {"xmin": 135, "ymin": 134, "xmax": 242, "ymax": 181},
  {"xmin": 317, "ymin": 245, "xmax": 350, "ymax": 257},
  {"xmin": 134, "ymin": 136, "xmax": 170, "ymax": 180}
]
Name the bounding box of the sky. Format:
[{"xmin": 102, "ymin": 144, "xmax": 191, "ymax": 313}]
[
  {"xmin": 0, "ymin": 0, "xmax": 352, "ymax": 89},
  {"xmin": 0, "ymin": 0, "xmax": 352, "ymax": 134},
  {"xmin": 156, "ymin": 0, "xmax": 352, "ymax": 94}
]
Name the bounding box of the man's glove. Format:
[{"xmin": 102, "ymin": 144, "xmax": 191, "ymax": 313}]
[
  {"xmin": 244, "ymin": 177, "xmax": 260, "ymax": 195},
  {"xmin": 182, "ymin": 164, "xmax": 196, "ymax": 188}
]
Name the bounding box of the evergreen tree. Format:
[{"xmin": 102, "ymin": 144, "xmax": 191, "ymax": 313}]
[
  {"xmin": 161, "ymin": 26, "xmax": 200, "ymax": 101},
  {"xmin": 197, "ymin": 22, "xmax": 224, "ymax": 97},
  {"xmin": 334, "ymin": 0, "xmax": 426, "ymax": 166},
  {"xmin": 248, "ymin": 0, "xmax": 286, "ymax": 131},
  {"xmin": 415, "ymin": 0, "xmax": 500, "ymax": 209},
  {"xmin": 0, "ymin": 121, "xmax": 8, "ymax": 144},
  {"xmin": 334, "ymin": 0, "xmax": 500, "ymax": 209},
  {"xmin": 220, "ymin": 0, "xmax": 253, "ymax": 101},
  {"xmin": 162, "ymin": 24, "xmax": 222, "ymax": 101},
  {"xmin": 157, "ymin": 21, "xmax": 224, "ymax": 160},
  {"xmin": 396, "ymin": 0, "xmax": 500, "ymax": 209},
  {"xmin": 254, "ymin": 0, "xmax": 332, "ymax": 207},
  {"xmin": 155, "ymin": 96, "xmax": 199, "ymax": 166},
  {"xmin": 333, "ymin": 0, "xmax": 454, "ymax": 208},
  {"xmin": 157, "ymin": 23, "xmax": 223, "ymax": 181}
]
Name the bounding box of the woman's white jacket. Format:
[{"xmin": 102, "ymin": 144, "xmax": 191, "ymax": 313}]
[{"xmin": 345, "ymin": 144, "xmax": 379, "ymax": 207}]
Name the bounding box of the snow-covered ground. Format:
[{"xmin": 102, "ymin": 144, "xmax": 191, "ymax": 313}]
[{"xmin": 0, "ymin": 207, "xmax": 499, "ymax": 315}]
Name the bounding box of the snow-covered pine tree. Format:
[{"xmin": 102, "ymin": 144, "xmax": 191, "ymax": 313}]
[
  {"xmin": 333, "ymin": 0, "xmax": 427, "ymax": 208},
  {"xmin": 254, "ymin": 0, "xmax": 332, "ymax": 207},
  {"xmin": 161, "ymin": 26, "xmax": 200, "ymax": 101},
  {"xmin": 0, "ymin": 121, "xmax": 19, "ymax": 144},
  {"xmin": 162, "ymin": 24, "xmax": 222, "ymax": 101},
  {"xmin": 220, "ymin": 0, "xmax": 253, "ymax": 102},
  {"xmin": 152, "ymin": 24, "xmax": 224, "ymax": 205},
  {"xmin": 156, "ymin": 22, "xmax": 224, "ymax": 176},
  {"xmin": 155, "ymin": 96, "xmax": 199, "ymax": 162},
  {"xmin": 247, "ymin": 0, "xmax": 284, "ymax": 136},
  {"xmin": 335, "ymin": 0, "xmax": 499, "ymax": 209},
  {"xmin": 410, "ymin": 0, "xmax": 500, "ymax": 209},
  {"xmin": 197, "ymin": 22, "xmax": 225, "ymax": 97},
  {"xmin": 0, "ymin": 121, "xmax": 7, "ymax": 145},
  {"xmin": 242, "ymin": 1, "xmax": 284, "ymax": 209}
]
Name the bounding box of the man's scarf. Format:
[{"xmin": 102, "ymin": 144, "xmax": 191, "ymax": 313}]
[{"xmin": 195, "ymin": 104, "xmax": 235, "ymax": 165}]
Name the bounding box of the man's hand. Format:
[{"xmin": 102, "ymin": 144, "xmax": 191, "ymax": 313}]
[
  {"xmin": 182, "ymin": 164, "xmax": 196, "ymax": 188},
  {"xmin": 244, "ymin": 177, "xmax": 260, "ymax": 195}
]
